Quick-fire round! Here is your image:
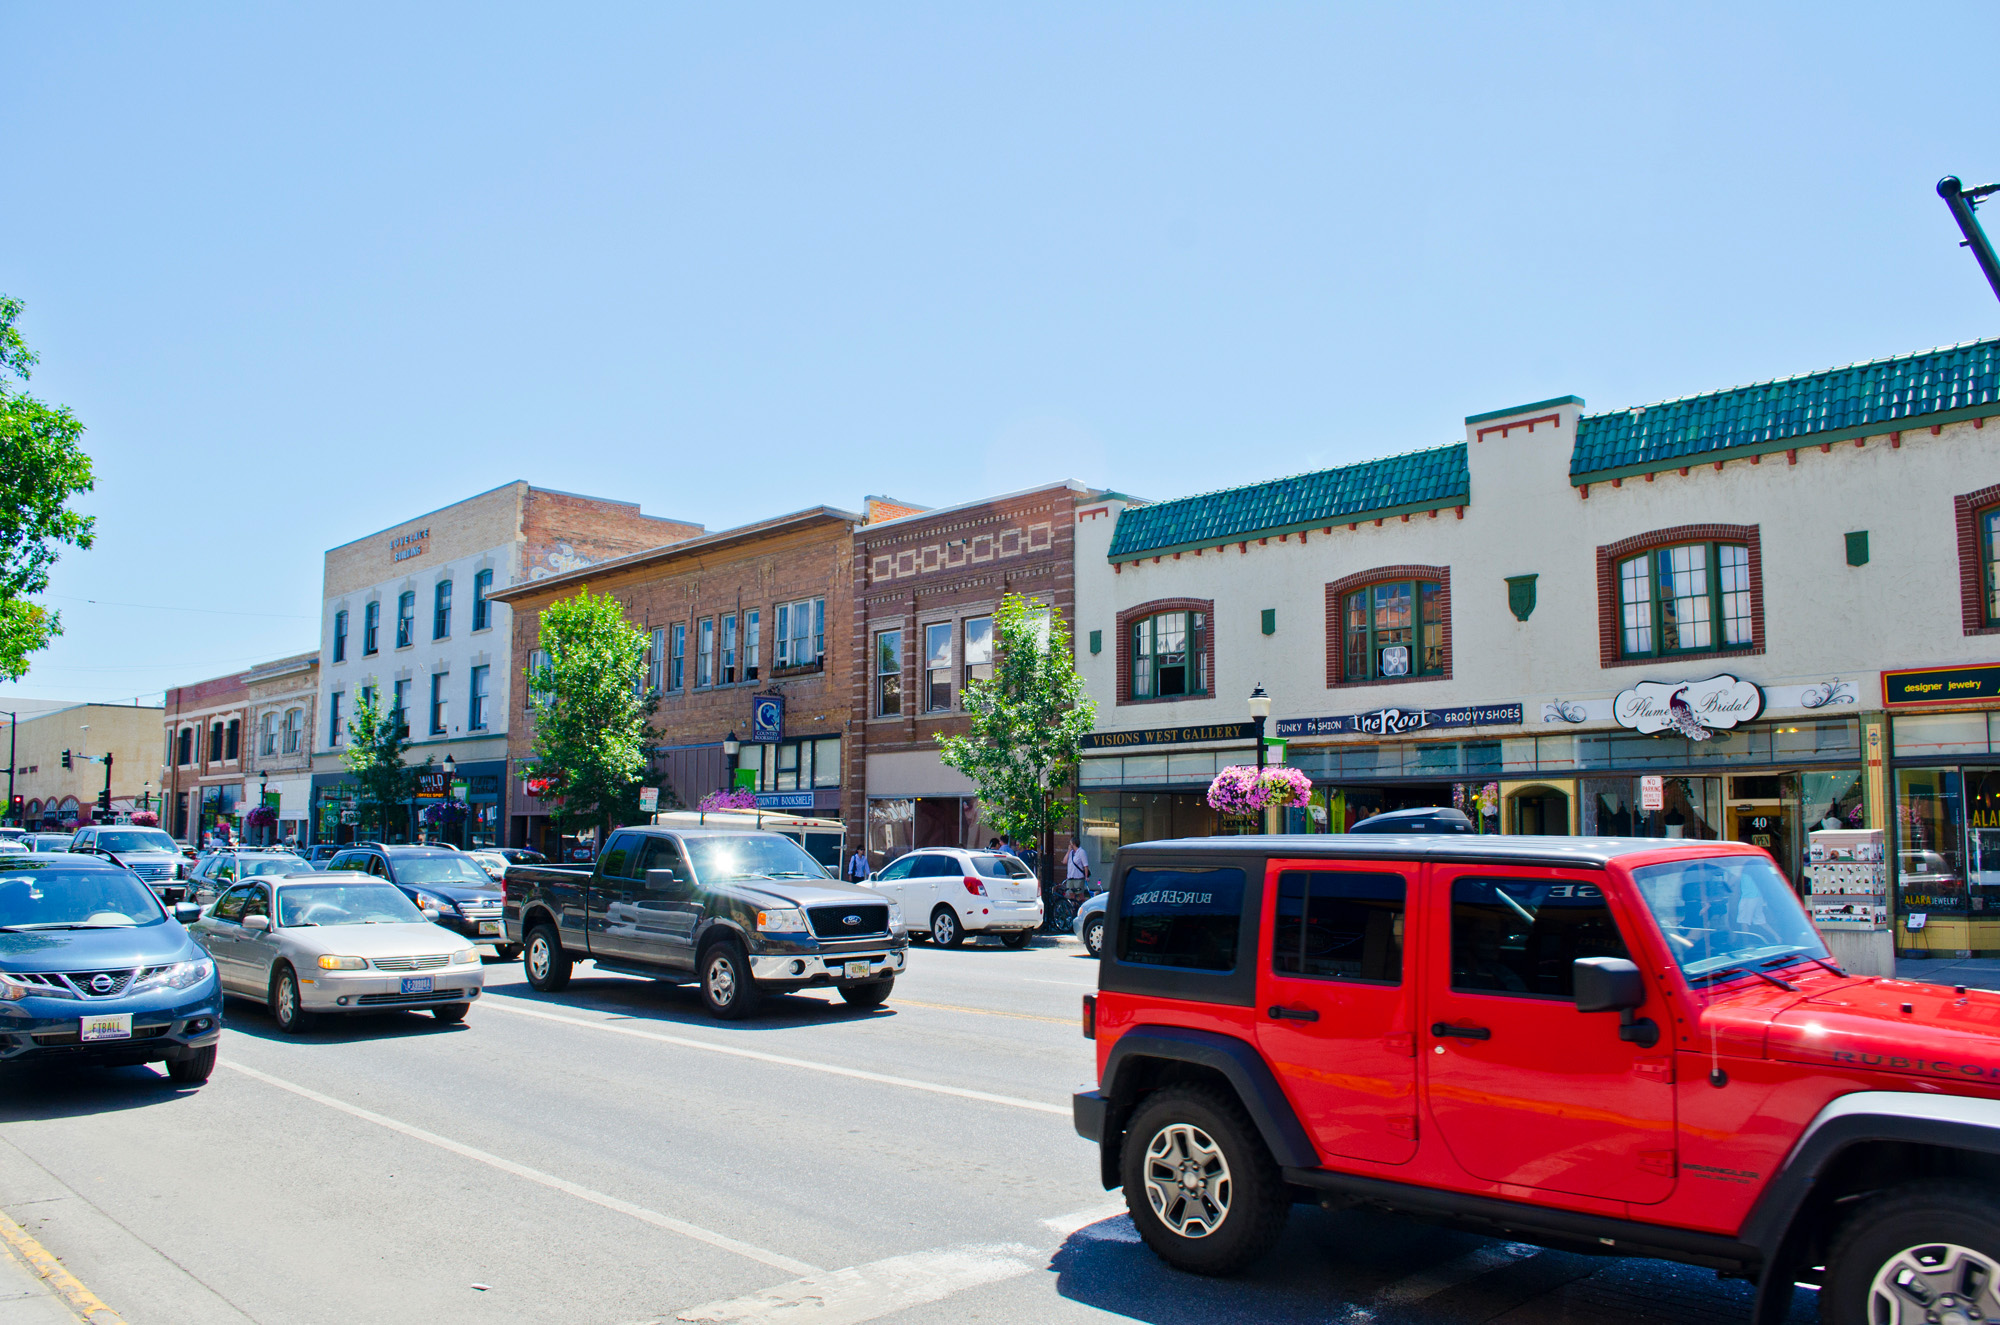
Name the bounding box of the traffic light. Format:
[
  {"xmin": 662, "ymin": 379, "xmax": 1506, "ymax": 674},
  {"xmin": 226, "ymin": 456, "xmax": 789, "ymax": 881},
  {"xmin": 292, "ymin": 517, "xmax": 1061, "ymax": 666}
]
[
  {"xmin": 60, "ymin": 749, "xmax": 72, "ymax": 769},
  {"xmin": 7, "ymin": 795, "xmax": 21, "ymax": 823},
  {"xmin": 96, "ymin": 790, "xmax": 110, "ymax": 813}
]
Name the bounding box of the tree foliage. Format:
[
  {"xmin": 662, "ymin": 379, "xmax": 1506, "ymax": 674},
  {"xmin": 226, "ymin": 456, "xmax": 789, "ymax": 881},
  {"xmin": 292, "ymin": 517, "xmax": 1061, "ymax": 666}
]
[
  {"xmin": 341, "ymin": 685, "xmax": 433, "ymax": 841},
  {"xmin": 528, "ymin": 588, "xmax": 657, "ymax": 842},
  {"xmin": 937, "ymin": 593, "xmax": 1096, "ymax": 868},
  {"xmin": 0, "ymin": 295, "xmax": 95, "ymax": 682}
]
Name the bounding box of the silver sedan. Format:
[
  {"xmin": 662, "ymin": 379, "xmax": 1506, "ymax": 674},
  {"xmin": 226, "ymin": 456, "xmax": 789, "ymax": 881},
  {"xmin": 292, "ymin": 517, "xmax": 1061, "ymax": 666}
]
[{"xmin": 188, "ymin": 872, "xmax": 484, "ymax": 1033}]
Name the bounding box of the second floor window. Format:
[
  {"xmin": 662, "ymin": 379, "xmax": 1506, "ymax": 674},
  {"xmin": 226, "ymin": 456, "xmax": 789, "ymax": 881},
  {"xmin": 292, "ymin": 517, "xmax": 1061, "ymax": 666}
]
[
  {"xmin": 363, "ymin": 601, "xmax": 380, "ymax": 654},
  {"xmin": 260, "ymin": 713, "xmax": 277, "ymax": 756},
  {"xmin": 430, "ymin": 674, "xmax": 448, "ymax": 735},
  {"xmin": 525, "ymin": 652, "xmax": 549, "ymax": 714},
  {"xmin": 925, "ymin": 622, "xmax": 953, "ymax": 712},
  {"xmin": 282, "ymin": 707, "xmax": 302, "ymax": 754},
  {"xmin": 393, "ymin": 679, "xmax": 412, "ymax": 737},
  {"xmin": 646, "ymin": 627, "xmax": 664, "ymax": 694},
  {"xmin": 328, "ymin": 694, "xmax": 343, "ymax": 747},
  {"xmin": 1344, "ymin": 581, "xmax": 1443, "ymax": 680},
  {"xmin": 396, "ymin": 592, "xmax": 415, "ymax": 648},
  {"xmin": 333, "ymin": 609, "xmax": 348, "ymax": 663},
  {"xmin": 1618, "ymin": 543, "xmax": 1751, "ymax": 657},
  {"xmin": 777, "ymin": 598, "xmax": 825, "ymax": 670},
  {"xmin": 721, "ymin": 613, "xmax": 738, "ymax": 683},
  {"xmin": 744, "ymin": 610, "xmax": 761, "ymax": 681},
  {"xmin": 225, "ymin": 719, "xmax": 240, "ymax": 761},
  {"xmin": 1132, "ymin": 611, "xmax": 1206, "ymax": 698},
  {"xmin": 1983, "ymin": 508, "xmax": 2000, "ymax": 625},
  {"xmin": 669, "ymin": 624, "xmax": 686, "ymax": 690},
  {"xmin": 177, "ymin": 727, "xmax": 193, "ymax": 765},
  {"xmin": 877, "ymin": 629, "xmax": 902, "ymax": 716},
  {"xmin": 469, "ymin": 665, "xmax": 490, "ymax": 730},
  {"xmin": 434, "ymin": 580, "xmax": 452, "ymax": 640},
  {"xmin": 209, "ymin": 722, "xmax": 224, "ymax": 763},
  {"xmin": 697, "ymin": 618, "xmax": 715, "ymax": 688},
  {"xmin": 472, "ymin": 568, "xmax": 494, "ymax": 631},
  {"xmin": 964, "ymin": 616, "xmax": 993, "ymax": 690}
]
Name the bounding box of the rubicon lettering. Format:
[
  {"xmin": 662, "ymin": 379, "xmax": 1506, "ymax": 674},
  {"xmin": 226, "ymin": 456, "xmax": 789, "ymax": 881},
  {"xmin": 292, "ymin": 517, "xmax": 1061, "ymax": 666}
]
[
  {"xmin": 1829, "ymin": 1049, "xmax": 2000, "ymax": 1080},
  {"xmin": 1126, "ymin": 890, "xmax": 1214, "ymax": 908}
]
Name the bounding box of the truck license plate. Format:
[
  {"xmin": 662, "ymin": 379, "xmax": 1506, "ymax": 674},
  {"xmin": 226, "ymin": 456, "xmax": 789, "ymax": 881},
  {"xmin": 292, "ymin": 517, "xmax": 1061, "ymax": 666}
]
[
  {"xmin": 401, "ymin": 976, "xmax": 433, "ymax": 994},
  {"xmin": 477, "ymin": 921, "xmax": 499, "ymax": 935},
  {"xmin": 844, "ymin": 961, "xmax": 870, "ymax": 979},
  {"xmin": 81, "ymin": 1013, "xmax": 132, "ymax": 1042}
]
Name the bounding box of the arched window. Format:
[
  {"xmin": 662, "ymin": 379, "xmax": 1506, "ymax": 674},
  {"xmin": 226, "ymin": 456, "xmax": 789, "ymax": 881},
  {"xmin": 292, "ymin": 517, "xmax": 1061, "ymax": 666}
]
[
  {"xmin": 260, "ymin": 712, "xmax": 277, "ymax": 756},
  {"xmin": 1323, "ymin": 567, "xmax": 1451, "ymax": 686},
  {"xmin": 225, "ymin": 719, "xmax": 240, "ymax": 761},
  {"xmin": 209, "ymin": 722, "xmax": 224, "ymax": 763},
  {"xmin": 1115, "ymin": 599, "xmax": 1214, "ymax": 704},
  {"xmin": 177, "ymin": 728, "xmax": 193, "ymax": 766},
  {"xmin": 1596, "ymin": 525, "xmax": 1762, "ymax": 666}
]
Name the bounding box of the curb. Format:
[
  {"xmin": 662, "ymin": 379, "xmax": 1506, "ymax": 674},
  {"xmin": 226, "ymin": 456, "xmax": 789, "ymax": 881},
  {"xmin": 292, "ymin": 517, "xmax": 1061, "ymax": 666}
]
[{"xmin": 0, "ymin": 1213, "xmax": 127, "ymax": 1325}]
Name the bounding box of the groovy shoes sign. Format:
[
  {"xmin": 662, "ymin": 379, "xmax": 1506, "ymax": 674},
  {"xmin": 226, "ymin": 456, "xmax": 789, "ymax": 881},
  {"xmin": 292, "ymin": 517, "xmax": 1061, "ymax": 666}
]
[{"xmin": 1613, "ymin": 674, "xmax": 1764, "ymax": 742}]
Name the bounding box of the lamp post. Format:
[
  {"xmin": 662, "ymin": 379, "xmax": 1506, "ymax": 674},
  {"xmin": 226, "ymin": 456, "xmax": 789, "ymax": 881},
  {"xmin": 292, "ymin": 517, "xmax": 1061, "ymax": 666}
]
[
  {"xmin": 258, "ymin": 771, "xmax": 269, "ymax": 845},
  {"xmin": 1247, "ymin": 685, "xmax": 1272, "ymax": 834},
  {"xmin": 441, "ymin": 753, "xmax": 457, "ymax": 847},
  {"xmin": 721, "ymin": 730, "xmax": 746, "ymax": 827}
]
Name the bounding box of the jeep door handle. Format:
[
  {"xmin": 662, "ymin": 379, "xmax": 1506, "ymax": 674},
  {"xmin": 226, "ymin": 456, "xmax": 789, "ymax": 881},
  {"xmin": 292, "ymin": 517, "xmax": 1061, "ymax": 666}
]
[
  {"xmin": 1268, "ymin": 1006, "xmax": 1320, "ymax": 1022},
  {"xmin": 1431, "ymin": 1022, "xmax": 1491, "ymax": 1040}
]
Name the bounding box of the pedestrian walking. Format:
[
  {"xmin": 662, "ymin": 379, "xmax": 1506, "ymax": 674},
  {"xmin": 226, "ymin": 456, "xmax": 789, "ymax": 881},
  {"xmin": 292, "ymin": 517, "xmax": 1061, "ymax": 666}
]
[
  {"xmin": 1066, "ymin": 836, "xmax": 1092, "ymax": 891},
  {"xmin": 846, "ymin": 845, "xmax": 869, "ymax": 882}
]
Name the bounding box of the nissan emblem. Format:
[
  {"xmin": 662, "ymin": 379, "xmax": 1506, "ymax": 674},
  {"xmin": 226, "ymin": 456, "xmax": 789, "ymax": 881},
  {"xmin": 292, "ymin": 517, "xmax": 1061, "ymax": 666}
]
[{"xmin": 90, "ymin": 974, "xmax": 115, "ymax": 994}]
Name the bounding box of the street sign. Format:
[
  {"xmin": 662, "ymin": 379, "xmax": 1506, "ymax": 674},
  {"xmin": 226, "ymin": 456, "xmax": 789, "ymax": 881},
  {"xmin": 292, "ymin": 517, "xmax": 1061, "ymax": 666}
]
[
  {"xmin": 1640, "ymin": 776, "xmax": 1665, "ymax": 811},
  {"xmin": 639, "ymin": 786, "xmax": 659, "ymax": 813}
]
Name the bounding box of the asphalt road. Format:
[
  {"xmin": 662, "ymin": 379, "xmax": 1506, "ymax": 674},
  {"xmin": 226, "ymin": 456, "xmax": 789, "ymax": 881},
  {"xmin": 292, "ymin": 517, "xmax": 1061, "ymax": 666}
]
[{"xmin": 0, "ymin": 937, "xmax": 1821, "ymax": 1325}]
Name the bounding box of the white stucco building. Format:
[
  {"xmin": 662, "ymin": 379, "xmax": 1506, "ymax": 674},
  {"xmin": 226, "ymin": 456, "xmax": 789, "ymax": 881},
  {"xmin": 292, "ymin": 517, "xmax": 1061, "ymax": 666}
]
[{"xmin": 1073, "ymin": 335, "xmax": 2000, "ymax": 956}]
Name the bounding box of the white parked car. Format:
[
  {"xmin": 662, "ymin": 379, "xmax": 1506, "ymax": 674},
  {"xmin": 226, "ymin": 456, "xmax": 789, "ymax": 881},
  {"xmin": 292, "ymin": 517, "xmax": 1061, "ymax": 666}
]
[
  {"xmin": 1074, "ymin": 890, "xmax": 1107, "ymax": 957},
  {"xmin": 188, "ymin": 871, "xmax": 484, "ymax": 1033},
  {"xmin": 464, "ymin": 850, "xmax": 510, "ymax": 883},
  {"xmin": 865, "ymin": 848, "xmax": 1042, "ymax": 948}
]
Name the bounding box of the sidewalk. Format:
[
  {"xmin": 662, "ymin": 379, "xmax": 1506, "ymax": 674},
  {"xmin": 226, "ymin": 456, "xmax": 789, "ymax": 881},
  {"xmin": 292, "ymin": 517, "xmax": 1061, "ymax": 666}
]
[
  {"xmin": 0, "ymin": 1225, "xmax": 83, "ymax": 1325},
  {"xmin": 1895, "ymin": 955, "xmax": 2000, "ymax": 991}
]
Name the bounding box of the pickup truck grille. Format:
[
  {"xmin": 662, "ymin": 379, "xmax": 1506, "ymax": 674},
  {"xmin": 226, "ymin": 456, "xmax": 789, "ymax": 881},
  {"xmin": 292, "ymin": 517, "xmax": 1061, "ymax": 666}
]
[
  {"xmin": 128, "ymin": 862, "xmax": 173, "ymax": 881},
  {"xmin": 807, "ymin": 903, "xmax": 889, "ymax": 939}
]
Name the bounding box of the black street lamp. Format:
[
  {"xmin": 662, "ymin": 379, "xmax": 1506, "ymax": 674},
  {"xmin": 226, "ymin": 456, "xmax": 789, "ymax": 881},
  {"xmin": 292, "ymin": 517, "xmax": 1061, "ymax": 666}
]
[
  {"xmin": 722, "ymin": 730, "xmax": 740, "ymax": 786},
  {"xmin": 441, "ymin": 753, "xmax": 458, "ymax": 846},
  {"xmin": 1247, "ymin": 684, "xmax": 1272, "ymax": 835},
  {"xmin": 258, "ymin": 771, "xmax": 269, "ymax": 845}
]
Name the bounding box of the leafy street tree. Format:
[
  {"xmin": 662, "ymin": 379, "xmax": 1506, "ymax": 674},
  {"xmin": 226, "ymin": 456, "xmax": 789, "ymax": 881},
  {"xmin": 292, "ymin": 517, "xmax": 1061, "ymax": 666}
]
[
  {"xmin": 937, "ymin": 592, "xmax": 1096, "ymax": 882},
  {"xmin": 527, "ymin": 588, "xmax": 657, "ymax": 845},
  {"xmin": 341, "ymin": 685, "xmax": 434, "ymax": 841},
  {"xmin": 0, "ymin": 296, "xmax": 95, "ymax": 681}
]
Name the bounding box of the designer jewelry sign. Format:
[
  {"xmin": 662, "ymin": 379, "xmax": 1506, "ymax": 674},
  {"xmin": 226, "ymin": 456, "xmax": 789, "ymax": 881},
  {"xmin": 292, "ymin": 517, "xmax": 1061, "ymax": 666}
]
[{"xmin": 1613, "ymin": 675, "xmax": 1764, "ymax": 742}]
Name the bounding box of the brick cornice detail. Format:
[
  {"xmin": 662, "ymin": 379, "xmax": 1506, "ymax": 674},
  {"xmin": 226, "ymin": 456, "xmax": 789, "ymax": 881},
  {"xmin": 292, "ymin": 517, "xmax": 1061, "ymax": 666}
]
[
  {"xmin": 1595, "ymin": 523, "xmax": 1764, "ymax": 668},
  {"xmin": 1322, "ymin": 565, "xmax": 1452, "ymax": 687},
  {"xmin": 1957, "ymin": 485, "xmax": 2000, "ymax": 637},
  {"xmin": 1115, "ymin": 597, "xmax": 1216, "ymax": 706}
]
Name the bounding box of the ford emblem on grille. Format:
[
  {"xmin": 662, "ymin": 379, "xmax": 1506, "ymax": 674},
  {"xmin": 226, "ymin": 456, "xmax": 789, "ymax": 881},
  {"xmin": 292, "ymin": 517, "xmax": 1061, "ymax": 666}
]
[
  {"xmin": 842, "ymin": 914, "xmax": 861, "ymax": 927},
  {"xmin": 89, "ymin": 974, "xmax": 114, "ymax": 994}
]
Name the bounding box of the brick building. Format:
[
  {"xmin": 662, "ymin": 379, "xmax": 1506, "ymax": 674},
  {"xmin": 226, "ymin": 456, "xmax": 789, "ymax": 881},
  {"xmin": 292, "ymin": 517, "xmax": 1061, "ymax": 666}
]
[
  {"xmin": 163, "ymin": 670, "xmax": 253, "ymax": 843},
  {"xmin": 245, "ymin": 650, "xmax": 319, "ymax": 844},
  {"xmin": 310, "ymin": 482, "xmax": 702, "ymax": 846},
  {"xmin": 848, "ymin": 482, "xmax": 1105, "ymax": 867},
  {"xmin": 492, "ymin": 506, "xmax": 862, "ymax": 859}
]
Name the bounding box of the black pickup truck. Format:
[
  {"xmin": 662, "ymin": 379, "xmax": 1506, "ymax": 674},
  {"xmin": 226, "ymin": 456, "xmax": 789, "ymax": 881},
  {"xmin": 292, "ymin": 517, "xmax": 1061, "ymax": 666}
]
[{"xmin": 502, "ymin": 826, "xmax": 909, "ymax": 1019}]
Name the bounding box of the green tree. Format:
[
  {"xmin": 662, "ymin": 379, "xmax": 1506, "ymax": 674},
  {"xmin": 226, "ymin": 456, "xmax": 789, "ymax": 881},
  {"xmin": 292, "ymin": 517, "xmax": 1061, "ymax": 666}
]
[
  {"xmin": 0, "ymin": 295, "xmax": 95, "ymax": 681},
  {"xmin": 937, "ymin": 592, "xmax": 1096, "ymax": 881},
  {"xmin": 527, "ymin": 588, "xmax": 656, "ymax": 844},
  {"xmin": 341, "ymin": 684, "xmax": 433, "ymax": 841}
]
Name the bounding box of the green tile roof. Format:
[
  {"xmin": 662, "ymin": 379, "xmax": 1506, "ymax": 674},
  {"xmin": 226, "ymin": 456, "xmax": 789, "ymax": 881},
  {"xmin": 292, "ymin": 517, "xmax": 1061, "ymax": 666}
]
[
  {"xmin": 1107, "ymin": 444, "xmax": 1469, "ymax": 561},
  {"xmin": 1571, "ymin": 336, "xmax": 2000, "ymax": 481}
]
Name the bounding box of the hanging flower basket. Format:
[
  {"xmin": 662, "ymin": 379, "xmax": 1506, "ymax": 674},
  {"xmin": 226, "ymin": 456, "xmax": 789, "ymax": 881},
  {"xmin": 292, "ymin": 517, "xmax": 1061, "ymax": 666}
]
[
  {"xmin": 130, "ymin": 810, "xmax": 160, "ymax": 827},
  {"xmin": 697, "ymin": 789, "xmax": 758, "ymax": 813},
  {"xmin": 245, "ymin": 805, "xmax": 279, "ymax": 829},
  {"xmin": 1206, "ymin": 765, "xmax": 1314, "ymax": 817},
  {"xmin": 420, "ymin": 799, "xmax": 468, "ymax": 827}
]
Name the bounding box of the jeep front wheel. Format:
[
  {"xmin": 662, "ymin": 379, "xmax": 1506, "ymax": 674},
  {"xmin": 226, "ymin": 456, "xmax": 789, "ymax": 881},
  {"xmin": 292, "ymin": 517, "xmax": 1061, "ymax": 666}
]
[
  {"xmin": 1824, "ymin": 1183, "xmax": 2000, "ymax": 1325},
  {"xmin": 1121, "ymin": 1086, "xmax": 1287, "ymax": 1275}
]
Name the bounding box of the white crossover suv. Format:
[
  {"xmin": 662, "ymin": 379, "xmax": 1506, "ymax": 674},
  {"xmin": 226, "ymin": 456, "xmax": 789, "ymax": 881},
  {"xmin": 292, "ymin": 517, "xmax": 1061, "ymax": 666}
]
[{"xmin": 864, "ymin": 849, "xmax": 1043, "ymax": 949}]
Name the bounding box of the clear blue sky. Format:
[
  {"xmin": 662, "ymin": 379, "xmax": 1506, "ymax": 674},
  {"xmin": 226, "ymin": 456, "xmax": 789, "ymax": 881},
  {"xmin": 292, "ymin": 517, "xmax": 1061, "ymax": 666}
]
[{"xmin": 4, "ymin": 3, "xmax": 1997, "ymax": 706}]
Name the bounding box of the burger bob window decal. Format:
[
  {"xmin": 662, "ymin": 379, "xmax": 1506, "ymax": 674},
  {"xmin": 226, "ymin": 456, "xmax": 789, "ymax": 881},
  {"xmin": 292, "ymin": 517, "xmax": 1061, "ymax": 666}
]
[{"xmin": 1613, "ymin": 675, "xmax": 1764, "ymax": 742}]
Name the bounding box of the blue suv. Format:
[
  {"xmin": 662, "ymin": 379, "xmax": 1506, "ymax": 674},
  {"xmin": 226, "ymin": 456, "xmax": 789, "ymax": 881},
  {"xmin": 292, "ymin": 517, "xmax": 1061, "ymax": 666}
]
[{"xmin": 0, "ymin": 853, "xmax": 223, "ymax": 1083}]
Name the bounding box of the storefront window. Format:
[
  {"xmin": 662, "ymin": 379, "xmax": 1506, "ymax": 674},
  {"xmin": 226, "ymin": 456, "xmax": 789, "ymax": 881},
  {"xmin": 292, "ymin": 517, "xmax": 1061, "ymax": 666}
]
[
  {"xmin": 1898, "ymin": 768, "xmax": 1967, "ymax": 916},
  {"xmin": 1581, "ymin": 776, "xmax": 1721, "ymax": 840},
  {"xmin": 1966, "ymin": 771, "xmax": 2000, "ymax": 914}
]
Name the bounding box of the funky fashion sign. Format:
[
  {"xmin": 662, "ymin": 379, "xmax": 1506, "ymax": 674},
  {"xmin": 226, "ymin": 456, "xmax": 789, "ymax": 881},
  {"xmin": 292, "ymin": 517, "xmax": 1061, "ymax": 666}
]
[
  {"xmin": 1276, "ymin": 703, "xmax": 1523, "ymax": 740},
  {"xmin": 1613, "ymin": 675, "xmax": 1764, "ymax": 741}
]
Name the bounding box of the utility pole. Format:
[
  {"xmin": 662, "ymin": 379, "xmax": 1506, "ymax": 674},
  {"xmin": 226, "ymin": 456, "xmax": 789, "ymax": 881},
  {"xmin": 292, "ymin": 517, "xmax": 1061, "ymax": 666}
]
[{"xmin": 1939, "ymin": 176, "xmax": 2000, "ymax": 304}]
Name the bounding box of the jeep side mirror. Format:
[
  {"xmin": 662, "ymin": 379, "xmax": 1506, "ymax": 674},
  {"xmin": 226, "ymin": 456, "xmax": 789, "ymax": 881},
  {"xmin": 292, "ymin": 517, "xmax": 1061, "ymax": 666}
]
[{"xmin": 1573, "ymin": 957, "xmax": 1658, "ymax": 1048}]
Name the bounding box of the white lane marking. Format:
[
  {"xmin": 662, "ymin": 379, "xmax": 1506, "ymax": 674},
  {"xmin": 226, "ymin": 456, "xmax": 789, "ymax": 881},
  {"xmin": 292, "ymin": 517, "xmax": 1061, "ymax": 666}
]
[
  {"xmin": 221, "ymin": 1060, "xmax": 818, "ymax": 1278},
  {"xmin": 481, "ymin": 997, "xmax": 1070, "ymax": 1116},
  {"xmin": 1040, "ymin": 1202, "xmax": 1127, "ymax": 1238},
  {"xmin": 671, "ymin": 1244, "xmax": 1037, "ymax": 1324},
  {"xmin": 1374, "ymin": 1242, "xmax": 1540, "ymax": 1304}
]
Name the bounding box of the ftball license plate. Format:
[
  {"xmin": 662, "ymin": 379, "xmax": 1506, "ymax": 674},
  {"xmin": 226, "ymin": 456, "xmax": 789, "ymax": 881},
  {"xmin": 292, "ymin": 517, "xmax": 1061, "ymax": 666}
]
[
  {"xmin": 401, "ymin": 976, "xmax": 433, "ymax": 994},
  {"xmin": 477, "ymin": 921, "xmax": 500, "ymax": 935},
  {"xmin": 80, "ymin": 1013, "xmax": 132, "ymax": 1042},
  {"xmin": 843, "ymin": 961, "xmax": 870, "ymax": 979}
]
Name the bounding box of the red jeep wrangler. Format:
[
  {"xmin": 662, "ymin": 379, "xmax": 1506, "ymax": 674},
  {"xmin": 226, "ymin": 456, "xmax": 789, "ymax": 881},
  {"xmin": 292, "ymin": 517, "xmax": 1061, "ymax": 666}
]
[{"xmin": 1073, "ymin": 835, "xmax": 2000, "ymax": 1325}]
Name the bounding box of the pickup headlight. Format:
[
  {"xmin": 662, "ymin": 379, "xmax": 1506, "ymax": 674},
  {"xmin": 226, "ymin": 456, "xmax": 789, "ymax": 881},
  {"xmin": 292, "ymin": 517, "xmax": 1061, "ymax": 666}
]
[
  {"xmin": 317, "ymin": 955, "xmax": 367, "ymax": 971},
  {"xmin": 755, "ymin": 907, "xmax": 810, "ymax": 932},
  {"xmin": 454, "ymin": 948, "xmax": 479, "ymax": 965},
  {"xmin": 131, "ymin": 958, "xmax": 214, "ymax": 993}
]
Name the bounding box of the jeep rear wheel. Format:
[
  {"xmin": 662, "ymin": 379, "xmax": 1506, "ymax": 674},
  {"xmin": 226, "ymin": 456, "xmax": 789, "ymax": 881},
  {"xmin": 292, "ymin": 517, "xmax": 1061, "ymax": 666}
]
[
  {"xmin": 1824, "ymin": 1183, "xmax": 2000, "ymax": 1325},
  {"xmin": 1122, "ymin": 1086, "xmax": 1287, "ymax": 1275}
]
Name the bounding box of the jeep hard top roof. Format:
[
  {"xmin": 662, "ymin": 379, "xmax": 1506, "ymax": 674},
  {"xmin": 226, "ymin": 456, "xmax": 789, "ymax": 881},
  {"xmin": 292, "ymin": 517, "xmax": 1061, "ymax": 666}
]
[{"xmin": 1116, "ymin": 834, "xmax": 1765, "ymax": 871}]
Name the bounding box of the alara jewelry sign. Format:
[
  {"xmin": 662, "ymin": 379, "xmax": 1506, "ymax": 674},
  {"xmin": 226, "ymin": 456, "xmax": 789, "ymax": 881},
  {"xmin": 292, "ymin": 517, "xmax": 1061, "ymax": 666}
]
[{"xmin": 1613, "ymin": 674, "xmax": 1764, "ymax": 742}]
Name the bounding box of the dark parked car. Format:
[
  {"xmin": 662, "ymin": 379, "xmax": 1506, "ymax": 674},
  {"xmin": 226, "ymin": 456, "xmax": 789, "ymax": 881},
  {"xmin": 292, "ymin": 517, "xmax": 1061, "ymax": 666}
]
[
  {"xmin": 67, "ymin": 825, "xmax": 193, "ymax": 902},
  {"xmin": 0, "ymin": 853, "xmax": 221, "ymax": 1081},
  {"xmin": 323, "ymin": 844, "xmax": 511, "ymax": 957},
  {"xmin": 301, "ymin": 844, "xmax": 345, "ymax": 870},
  {"xmin": 1344, "ymin": 806, "xmax": 1475, "ymax": 834},
  {"xmin": 504, "ymin": 827, "xmax": 909, "ymax": 1019}
]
